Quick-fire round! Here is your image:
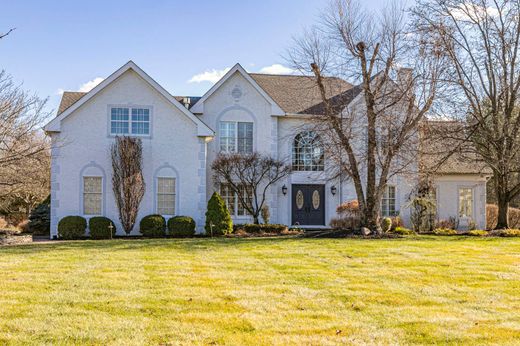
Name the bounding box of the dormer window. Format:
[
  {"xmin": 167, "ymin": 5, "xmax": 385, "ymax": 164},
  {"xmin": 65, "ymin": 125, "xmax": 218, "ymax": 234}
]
[{"xmin": 110, "ymin": 107, "xmax": 150, "ymax": 136}]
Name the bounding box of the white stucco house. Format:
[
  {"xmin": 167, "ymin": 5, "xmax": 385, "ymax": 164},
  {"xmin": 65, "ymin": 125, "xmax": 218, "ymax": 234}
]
[{"xmin": 44, "ymin": 61, "xmax": 488, "ymax": 238}]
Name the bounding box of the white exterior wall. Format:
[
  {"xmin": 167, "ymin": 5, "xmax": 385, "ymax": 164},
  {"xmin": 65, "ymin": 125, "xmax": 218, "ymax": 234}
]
[
  {"xmin": 198, "ymin": 71, "xmax": 276, "ymax": 224},
  {"xmin": 276, "ymin": 116, "xmax": 341, "ymax": 227},
  {"xmin": 434, "ymin": 175, "xmax": 487, "ymax": 230},
  {"xmin": 50, "ymin": 70, "xmax": 207, "ymax": 237}
]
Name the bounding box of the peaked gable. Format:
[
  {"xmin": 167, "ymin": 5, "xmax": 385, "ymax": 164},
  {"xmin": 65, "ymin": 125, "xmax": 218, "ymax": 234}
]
[
  {"xmin": 190, "ymin": 63, "xmax": 285, "ymax": 116},
  {"xmin": 45, "ymin": 61, "xmax": 214, "ymax": 137}
]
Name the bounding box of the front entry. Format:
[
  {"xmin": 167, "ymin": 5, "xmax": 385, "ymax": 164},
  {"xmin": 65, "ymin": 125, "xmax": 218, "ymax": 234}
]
[{"xmin": 291, "ymin": 184, "xmax": 325, "ymax": 226}]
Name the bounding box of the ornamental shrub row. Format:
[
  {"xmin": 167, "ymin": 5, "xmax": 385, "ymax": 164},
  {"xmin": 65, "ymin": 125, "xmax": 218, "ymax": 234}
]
[{"xmin": 57, "ymin": 214, "xmax": 196, "ymax": 239}]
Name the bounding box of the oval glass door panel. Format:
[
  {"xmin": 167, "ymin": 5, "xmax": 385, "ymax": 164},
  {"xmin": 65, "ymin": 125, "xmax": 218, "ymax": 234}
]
[
  {"xmin": 296, "ymin": 190, "xmax": 304, "ymax": 210},
  {"xmin": 312, "ymin": 190, "xmax": 320, "ymax": 209}
]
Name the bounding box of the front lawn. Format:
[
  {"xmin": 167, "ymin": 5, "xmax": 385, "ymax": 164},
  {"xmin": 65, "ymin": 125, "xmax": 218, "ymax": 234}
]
[{"xmin": 1, "ymin": 237, "xmax": 519, "ymax": 345}]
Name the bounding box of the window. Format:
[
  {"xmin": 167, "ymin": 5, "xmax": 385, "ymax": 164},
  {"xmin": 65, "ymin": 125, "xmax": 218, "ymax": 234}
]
[
  {"xmin": 220, "ymin": 184, "xmax": 252, "ymax": 216},
  {"xmin": 219, "ymin": 121, "xmax": 253, "ymax": 153},
  {"xmin": 83, "ymin": 177, "xmax": 102, "ymax": 215},
  {"xmin": 381, "ymin": 185, "xmax": 397, "ymax": 217},
  {"xmin": 157, "ymin": 178, "xmax": 176, "ymax": 215},
  {"xmin": 292, "ymin": 131, "xmax": 324, "ymax": 171},
  {"xmin": 110, "ymin": 107, "xmax": 150, "ymax": 135},
  {"xmin": 459, "ymin": 188, "xmax": 473, "ymax": 218}
]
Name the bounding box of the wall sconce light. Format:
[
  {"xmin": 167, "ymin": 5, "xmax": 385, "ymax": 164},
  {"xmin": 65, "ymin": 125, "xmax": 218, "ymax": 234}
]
[
  {"xmin": 282, "ymin": 185, "xmax": 288, "ymax": 195},
  {"xmin": 331, "ymin": 185, "xmax": 337, "ymax": 196}
]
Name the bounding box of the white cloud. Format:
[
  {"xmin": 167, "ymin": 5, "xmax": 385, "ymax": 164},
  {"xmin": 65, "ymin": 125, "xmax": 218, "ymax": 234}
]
[
  {"xmin": 451, "ymin": 4, "xmax": 499, "ymax": 21},
  {"xmin": 78, "ymin": 77, "xmax": 104, "ymax": 92},
  {"xmin": 188, "ymin": 67, "xmax": 231, "ymax": 83},
  {"xmin": 258, "ymin": 64, "xmax": 295, "ymax": 75},
  {"xmin": 187, "ymin": 63, "xmax": 296, "ymax": 85},
  {"xmin": 56, "ymin": 88, "xmax": 64, "ymax": 95}
]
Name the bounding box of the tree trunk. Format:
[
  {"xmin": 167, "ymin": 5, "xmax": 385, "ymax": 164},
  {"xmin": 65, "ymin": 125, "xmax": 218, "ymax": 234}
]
[
  {"xmin": 496, "ymin": 194, "xmax": 509, "ymax": 229},
  {"xmin": 361, "ymin": 201, "xmax": 382, "ymax": 234},
  {"xmin": 253, "ymin": 215, "xmax": 260, "ymax": 225}
]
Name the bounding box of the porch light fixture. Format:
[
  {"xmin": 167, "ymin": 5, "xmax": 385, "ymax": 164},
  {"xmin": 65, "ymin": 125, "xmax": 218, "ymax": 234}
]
[
  {"xmin": 282, "ymin": 185, "xmax": 288, "ymax": 195},
  {"xmin": 331, "ymin": 185, "xmax": 337, "ymax": 195}
]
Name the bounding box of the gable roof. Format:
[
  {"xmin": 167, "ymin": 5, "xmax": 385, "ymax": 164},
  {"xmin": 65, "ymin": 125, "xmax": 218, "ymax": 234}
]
[
  {"xmin": 249, "ymin": 73, "xmax": 353, "ymax": 114},
  {"xmin": 45, "ymin": 61, "xmax": 214, "ymax": 137},
  {"xmin": 189, "ymin": 63, "xmax": 285, "ymax": 115},
  {"xmin": 56, "ymin": 92, "xmax": 200, "ymax": 115},
  {"xmin": 419, "ymin": 120, "xmax": 491, "ymax": 175},
  {"xmin": 57, "ymin": 91, "xmax": 86, "ymax": 114}
]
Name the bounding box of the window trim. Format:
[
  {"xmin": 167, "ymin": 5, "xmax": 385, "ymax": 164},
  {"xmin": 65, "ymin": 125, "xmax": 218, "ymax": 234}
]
[
  {"xmin": 156, "ymin": 177, "xmax": 176, "ymax": 216},
  {"xmin": 82, "ymin": 175, "xmax": 103, "ymax": 216},
  {"xmin": 458, "ymin": 186, "xmax": 474, "ymax": 219},
  {"xmin": 381, "ymin": 185, "xmax": 397, "ymax": 217},
  {"xmin": 107, "ymin": 104, "xmax": 153, "ymax": 138},
  {"xmin": 292, "ymin": 131, "xmax": 325, "ymax": 171},
  {"xmin": 218, "ymin": 121, "xmax": 254, "ymax": 153}
]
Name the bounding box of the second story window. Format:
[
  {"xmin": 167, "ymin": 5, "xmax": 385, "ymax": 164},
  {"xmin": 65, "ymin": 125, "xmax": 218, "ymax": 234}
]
[
  {"xmin": 219, "ymin": 121, "xmax": 253, "ymax": 153},
  {"xmin": 110, "ymin": 107, "xmax": 150, "ymax": 136},
  {"xmin": 292, "ymin": 131, "xmax": 324, "ymax": 171}
]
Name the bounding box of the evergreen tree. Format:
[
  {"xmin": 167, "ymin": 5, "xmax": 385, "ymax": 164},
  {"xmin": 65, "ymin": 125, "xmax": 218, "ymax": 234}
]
[{"xmin": 205, "ymin": 192, "xmax": 232, "ymax": 236}]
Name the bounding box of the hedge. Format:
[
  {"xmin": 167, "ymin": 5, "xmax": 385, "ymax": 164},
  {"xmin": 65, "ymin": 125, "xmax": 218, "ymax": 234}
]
[
  {"xmin": 140, "ymin": 214, "xmax": 166, "ymax": 237},
  {"xmin": 58, "ymin": 216, "xmax": 87, "ymax": 239},
  {"xmin": 89, "ymin": 216, "xmax": 116, "ymax": 239},
  {"xmin": 168, "ymin": 216, "xmax": 196, "ymax": 237},
  {"xmin": 243, "ymin": 224, "xmax": 287, "ymax": 233}
]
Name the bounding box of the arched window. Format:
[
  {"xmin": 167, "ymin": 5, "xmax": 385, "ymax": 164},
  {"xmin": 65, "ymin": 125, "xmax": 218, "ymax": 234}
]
[{"xmin": 292, "ymin": 131, "xmax": 324, "ymax": 171}]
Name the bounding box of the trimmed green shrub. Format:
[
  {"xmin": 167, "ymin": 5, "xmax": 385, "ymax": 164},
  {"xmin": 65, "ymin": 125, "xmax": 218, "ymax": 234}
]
[
  {"xmin": 467, "ymin": 229, "xmax": 488, "ymax": 237},
  {"xmin": 140, "ymin": 214, "xmax": 166, "ymax": 237},
  {"xmin": 243, "ymin": 224, "xmax": 287, "ymax": 233},
  {"xmin": 391, "ymin": 226, "xmax": 415, "ymax": 235},
  {"xmin": 58, "ymin": 216, "xmax": 87, "ymax": 240},
  {"xmin": 205, "ymin": 192, "xmax": 232, "ymax": 236},
  {"xmin": 168, "ymin": 216, "xmax": 196, "ymax": 237},
  {"xmin": 28, "ymin": 195, "xmax": 50, "ymax": 235},
  {"xmin": 433, "ymin": 228, "xmax": 458, "ymax": 236},
  {"xmin": 89, "ymin": 217, "xmax": 116, "ymax": 239},
  {"xmin": 381, "ymin": 217, "xmax": 392, "ymax": 233},
  {"xmin": 490, "ymin": 229, "xmax": 520, "ymax": 237}
]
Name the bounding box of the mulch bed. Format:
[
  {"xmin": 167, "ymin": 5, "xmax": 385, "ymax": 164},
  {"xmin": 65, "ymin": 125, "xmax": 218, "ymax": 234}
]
[{"xmin": 0, "ymin": 230, "xmax": 33, "ymax": 246}]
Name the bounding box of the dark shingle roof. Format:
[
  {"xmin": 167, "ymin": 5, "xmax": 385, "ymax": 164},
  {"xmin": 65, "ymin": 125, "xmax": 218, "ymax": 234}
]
[
  {"xmin": 249, "ymin": 73, "xmax": 353, "ymax": 114},
  {"xmin": 57, "ymin": 91, "xmax": 86, "ymax": 114},
  {"xmin": 420, "ymin": 120, "xmax": 490, "ymax": 175}
]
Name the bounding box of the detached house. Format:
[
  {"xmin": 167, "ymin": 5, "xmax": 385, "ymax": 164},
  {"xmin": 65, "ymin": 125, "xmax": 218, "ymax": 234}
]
[{"xmin": 44, "ymin": 61, "xmax": 488, "ymax": 238}]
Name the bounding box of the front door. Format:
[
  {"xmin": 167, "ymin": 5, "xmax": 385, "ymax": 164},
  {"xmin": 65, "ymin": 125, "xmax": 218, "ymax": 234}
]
[{"xmin": 291, "ymin": 184, "xmax": 325, "ymax": 225}]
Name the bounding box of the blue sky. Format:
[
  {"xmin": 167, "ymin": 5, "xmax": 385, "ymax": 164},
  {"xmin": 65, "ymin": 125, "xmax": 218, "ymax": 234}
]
[{"xmin": 0, "ymin": 0, "xmax": 397, "ymax": 115}]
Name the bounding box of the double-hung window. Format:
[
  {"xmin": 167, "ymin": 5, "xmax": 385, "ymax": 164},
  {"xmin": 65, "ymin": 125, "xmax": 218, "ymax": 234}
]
[
  {"xmin": 83, "ymin": 177, "xmax": 102, "ymax": 215},
  {"xmin": 381, "ymin": 185, "xmax": 397, "ymax": 217},
  {"xmin": 219, "ymin": 121, "xmax": 253, "ymax": 153},
  {"xmin": 110, "ymin": 107, "xmax": 150, "ymax": 136},
  {"xmin": 458, "ymin": 188, "xmax": 473, "ymax": 218},
  {"xmin": 157, "ymin": 177, "xmax": 176, "ymax": 215},
  {"xmin": 220, "ymin": 184, "xmax": 252, "ymax": 216}
]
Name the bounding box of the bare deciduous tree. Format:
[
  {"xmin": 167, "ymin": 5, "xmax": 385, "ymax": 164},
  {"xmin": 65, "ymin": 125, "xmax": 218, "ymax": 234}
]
[
  {"xmin": 0, "ymin": 69, "xmax": 50, "ymax": 219},
  {"xmin": 287, "ymin": 0, "xmax": 445, "ymax": 233},
  {"xmin": 111, "ymin": 136, "xmax": 145, "ymax": 234},
  {"xmin": 413, "ymin": 0, "xmax": 520, "ymax": 229},
  {"xmin": 0, "ymin": 134, "xmax": 50, "ymax": 217},
  {"xmin": 211, "ymin": 152, "xmax": 291, "ymax": 224},
  {"xmin": 0, "ymin": 28, "xmax": 15, "ymax": 40}
]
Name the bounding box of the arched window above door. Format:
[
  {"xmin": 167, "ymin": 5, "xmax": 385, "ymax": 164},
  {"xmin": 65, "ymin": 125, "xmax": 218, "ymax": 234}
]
[{"xmin": 292, "ymin": 131, "xmax": 324, "ymax": 171}]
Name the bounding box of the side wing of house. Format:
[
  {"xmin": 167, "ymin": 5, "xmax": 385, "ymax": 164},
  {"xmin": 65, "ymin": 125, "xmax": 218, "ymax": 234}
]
[{"xmin": 45, "ymin": 62, "xmax": 213, "ymax": 238}]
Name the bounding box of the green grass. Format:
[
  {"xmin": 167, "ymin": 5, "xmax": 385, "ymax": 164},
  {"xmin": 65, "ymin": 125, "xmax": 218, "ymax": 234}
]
[{"xmin": 1, "ymin": 237, "xmax": 520, "ymax": 345}]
